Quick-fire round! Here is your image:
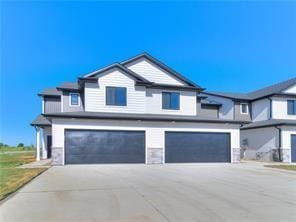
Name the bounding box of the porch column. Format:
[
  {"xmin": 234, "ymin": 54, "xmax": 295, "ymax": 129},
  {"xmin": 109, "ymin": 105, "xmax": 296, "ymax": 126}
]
[
  {"xmin": 41, "ymin": 128, "xmax": 47, "ymax": 159},
  {"xmin": 36, "ymin": 127, "xmax": 40, "ymax": 161}
]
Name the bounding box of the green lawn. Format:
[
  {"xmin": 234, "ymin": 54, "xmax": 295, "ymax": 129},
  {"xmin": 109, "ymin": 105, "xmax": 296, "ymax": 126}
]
[
  {"xmin": 0, "ymin": 151, "xmax": 47, "ymax": 200},
  {"xmin": 265, "ymin": 165, "xmax": 296, "ymax": 171}
]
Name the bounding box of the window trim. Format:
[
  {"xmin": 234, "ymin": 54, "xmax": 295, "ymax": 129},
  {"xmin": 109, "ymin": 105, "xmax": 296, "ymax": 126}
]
[
  {"xmin": 69, "ymin": 93, "xmax": 80, "ymax": 107},
  {"xmin": 240, "ymin": 103, "xmax": 249, "ymax": 114},
  {"xmin": 287, "ymin": 99, "xmax": 296, "ymax": 115},
  {"xmin": 105, "ymin": 86, "xmax": 127, "ymax": 106},
  {"xmin": 162, "ymin": 91, "xmax": 180, "ymax": 110}
]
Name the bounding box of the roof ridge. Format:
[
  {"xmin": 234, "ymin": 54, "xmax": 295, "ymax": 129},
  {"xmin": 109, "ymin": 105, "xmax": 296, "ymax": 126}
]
[
  {"xmin": 120, "ymin": 52, "xmax": 202, "ymax": 88},
  {"xmin": 247, "ymin": 77, "xmax": 296, "ymax": 97}
]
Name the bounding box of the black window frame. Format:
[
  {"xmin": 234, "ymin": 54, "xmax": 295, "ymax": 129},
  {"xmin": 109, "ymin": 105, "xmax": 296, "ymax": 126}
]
[
  {"xmin": 162, "ymin": 92, "xmax": 180, "ymax": 110},
  {"xmin": 287, "ymin": 100, "xmax": 296, "ymax": 115},
  {"xmin": 106, "ymin": 86, "xmax": 127, "ymax": 106}
]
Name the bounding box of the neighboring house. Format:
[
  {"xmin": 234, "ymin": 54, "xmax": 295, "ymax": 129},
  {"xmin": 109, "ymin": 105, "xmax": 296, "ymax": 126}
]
[
  {"xmin": 31, "ymin": 53, "xmax": 248, "ymax": 165},
  {"xmin": 203, "ymin": 78, "xmax": 296, "ymax": 163}
]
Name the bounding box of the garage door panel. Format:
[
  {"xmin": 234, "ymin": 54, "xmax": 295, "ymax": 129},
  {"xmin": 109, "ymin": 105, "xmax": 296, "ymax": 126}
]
[
  {"xmin": 65, "ymin": 130, "xmax": 145, "ymax": 164},
  {"xmin": 165, "ymin": 132, "xmax": 230, "ymax": 163}
]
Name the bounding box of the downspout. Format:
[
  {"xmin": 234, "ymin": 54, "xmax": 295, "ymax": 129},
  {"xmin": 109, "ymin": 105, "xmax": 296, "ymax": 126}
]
[
  {"xmin": 268, "ymin": 98, "xmax": 272, "ymax": 119},
  {"xmin": 275, "ymin": 126, "xmax": 282, "ymax": 162}
]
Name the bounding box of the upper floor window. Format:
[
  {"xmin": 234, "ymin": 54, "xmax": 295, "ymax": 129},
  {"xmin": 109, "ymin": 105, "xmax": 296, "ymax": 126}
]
[
  {"xmin": 162, "ymin": 92, "xmax": 180, "ymax": 110},
  {"xmin": 70, "ymin": 93, "xmax": 80, "ymax": 106},
  {"xmin": 240, "ymin": 103, "xmax": 248, "ymax": 114},
  {"xmin": 106, "ymin": 87, "xmax": 127, "ymax": 106},
  {"xmin": 287, "ymin": 100, "xmax": 296, "ymax": 115}
]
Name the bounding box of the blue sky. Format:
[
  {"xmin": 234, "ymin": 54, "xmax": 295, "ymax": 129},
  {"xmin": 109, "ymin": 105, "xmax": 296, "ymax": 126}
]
[{"xmin": 0, "ymin": 1, "xmax": 295, "ymax": 145}]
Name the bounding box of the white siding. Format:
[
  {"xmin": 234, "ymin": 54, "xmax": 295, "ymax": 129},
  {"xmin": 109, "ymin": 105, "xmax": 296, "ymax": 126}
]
[
  {"xmin": 84, "ymin": 68, "xmax": 146, "ymax": 113},
  {"xmin": 241, "ymin": 127, "xmax": 278, "ymax": 161},
  {"xmin": 146, "ymin": 88, "xmax": 197, "ymax": 115},
  {"xmin": 281, "ymin": 126, "xmax": 296, "ymax": 150},
  {"xmin": 251, "ymin": 98, "xmax": 270, "ymax": 122},
  {"xmin": 283, "ymin": 84, "xmax": 296, "ymax": 94},
  {"xmin": 272, "ymin": 97, "xmax": 296, "ymax": 120},
  {"xmin": 125, "ymin": 57, "xmax": 186, "ymax": 86},
  {"xmin": 201, "ymin": 94, "xmax": 234, "ymax": 120},
  {"xmin": 52, "ymin": 118, "xmax": 240, "ymax": 164}
]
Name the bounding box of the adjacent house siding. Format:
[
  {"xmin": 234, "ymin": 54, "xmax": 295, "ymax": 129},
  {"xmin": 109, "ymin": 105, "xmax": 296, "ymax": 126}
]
[
  {"xmin": 145, "ymin": 88, "xmax": 197, "ymax": 115},
  {"xmin": 281, "ymin": 126, "xmax": 296, "ymax": 163},
  {"xmin": 85, "ymin": 68, "xmax": 146, "ymax": 113},
  {"xmin": 44, "ymin": 97, "xmax": 61, "ymax": 113},
  {"xmin": 234, "ymin": 102, "xmax": 251, "ymax": 121},
  {"xmin": 241, "ymin": 127, "xmax": 278, "ymax": 161},
  {"xmin": 125, "ymin": 57, "xmax": 186, "ymax": 86},
  {"xmin": 283, "ymin": 84, "xmax": 296, "ymax": 94},
  {"xmin": 272, "ymin": 97, "xmax": 296, "ymax": 120},
  {"xmin": 251, "ymin": 98, "xmax": 270, "ymax": 122},
  {"xmin": 62, "ymin": 92, "xmax": 84, "ymax": 112}
]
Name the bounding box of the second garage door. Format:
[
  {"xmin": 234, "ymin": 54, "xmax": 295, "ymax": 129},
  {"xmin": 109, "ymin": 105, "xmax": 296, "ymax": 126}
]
[
  {"xmin": 165, "ymin": 132, "xmax": 230, "ymax": 163},
  {"xmin": 65, "ymin": 130, "xmax": 145, "ymax": 164}
]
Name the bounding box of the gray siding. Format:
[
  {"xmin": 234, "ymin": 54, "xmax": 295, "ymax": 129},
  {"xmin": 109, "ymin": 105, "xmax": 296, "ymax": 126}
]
[
  {"xmin": 234, "ymin": 102, "xmax": 251, "ymax": 121},
  {"xmin": 44, "ymin": 97, "xmax": 61, "ymax": 113},
  {"xmin": 63, "ymin": 91, "xmax": 84, "ymax": 112},
  {"xmin": 200, "ymin": 105, "xmax": 219, "ymax": 118},
  {"xmin": 196, "ymin": 100, "xmax": 219, "ymax": 118}
]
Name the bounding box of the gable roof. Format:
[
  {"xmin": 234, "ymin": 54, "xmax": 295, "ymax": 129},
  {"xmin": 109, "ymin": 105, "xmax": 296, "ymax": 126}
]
[
  {"xmin": 247, "ymin": 77, "xmax": 296, "ymax": 99},
  {"xmin": 121, "ymin": 52, "xmax": 202, "ymax": 89},
  {"xmin": 38, "ymin": 88, "xmax": 61, "ymax": 97},
  {"xmin": 57, "ymin": 82, "xmax": 79, "ymax": 90},
  {"xmin": 204, "ymin": 77, "xmax": 296, "ymax": 101},
  {"xmin": 83, "ymin": 63, "xmax": 151, "ymax": 83},
  {"xmin": 31, "ymin": 115, "xmax": 51, "ymax": 126},
  {"xmin": 203, "ymin": 92, "xmax": 251, "ymax": 100}
]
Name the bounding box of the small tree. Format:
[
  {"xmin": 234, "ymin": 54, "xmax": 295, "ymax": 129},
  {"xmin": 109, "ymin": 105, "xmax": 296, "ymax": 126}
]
[{"xmin": 17, "ymin": 143, "xmax": 24, "ymax": 147}]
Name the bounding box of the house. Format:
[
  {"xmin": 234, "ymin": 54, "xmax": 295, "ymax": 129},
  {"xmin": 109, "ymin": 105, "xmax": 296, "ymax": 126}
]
[
  {"xmin": 31, "ymin": 53, "xmax": 248, "ymax": 165},
  {"xmin": 203, "ymin": 78, "xmax": 296, "ymax": 163}
]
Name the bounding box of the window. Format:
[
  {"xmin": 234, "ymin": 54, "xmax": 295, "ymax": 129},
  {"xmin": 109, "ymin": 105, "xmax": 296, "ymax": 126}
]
[
  {"xmin": 162, "ymin": 92, "xmax": 180, "ymax": 110},
  {"xmin": 240, "ymin": 103, "xmax": 248, "ymax": 114},
  {"xmin": 106, "ymin": 87, "xmax": 127, "ymax": 106},
  {"xmin": 287, "ymin": 100, "xmax": 296, "ymax": 115},
  {"xmin": 70, "ymin": 93, "xmax": 79, "ymax": 106}
]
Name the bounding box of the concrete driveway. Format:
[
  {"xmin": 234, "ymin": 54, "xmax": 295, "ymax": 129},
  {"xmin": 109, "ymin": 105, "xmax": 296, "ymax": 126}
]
[{"xmin": 1, "ymin": 163, "xmax": 295, "ymax": 222}]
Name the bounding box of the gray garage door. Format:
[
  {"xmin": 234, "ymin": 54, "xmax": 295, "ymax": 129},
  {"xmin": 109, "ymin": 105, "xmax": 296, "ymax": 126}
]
[
  {"xmin": 65, "ymin": 130, "xmax": 145, "ymax": 164},
  {"xmin": 291, "ymin": 135, "xmax": 296, "ymax": 162},
  {"xmin": 165, "ymin": 132, "xmax": 230, "ymax": 163}
]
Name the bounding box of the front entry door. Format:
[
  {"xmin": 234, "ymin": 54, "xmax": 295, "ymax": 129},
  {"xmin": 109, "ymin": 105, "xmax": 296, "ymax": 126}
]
[{"xmin": 47, "ymin": 135, "xmax": 52, "ymax": 158}]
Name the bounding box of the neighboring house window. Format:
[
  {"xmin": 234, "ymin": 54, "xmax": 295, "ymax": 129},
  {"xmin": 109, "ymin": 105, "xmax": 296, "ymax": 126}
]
[
  {"xmin": 162, "ymin": 92, "xmax": 180, "ymax": 110},
  {"xmin": 240, "ymin": 103, "xmax": 248, "ymax": 114},
  {"xmin": 106, "ymin": 87, "xmax": 127, "ymax": 106},
  {"xmin": 287, "ymin": 100, "xmax": 296, "ymax": 115},
  {"xmin": 70, "ymin": 93, "xmax": 79, "ymax": 106}
]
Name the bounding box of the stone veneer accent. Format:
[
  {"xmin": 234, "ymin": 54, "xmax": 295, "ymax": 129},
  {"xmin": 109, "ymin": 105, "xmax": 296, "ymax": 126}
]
[
  {"xmin": 52, "ymin": 147, "xmax": 64, "ymax": 165},
  {"xmin": 281, "ymin": 148, "xmax": 291, "ymax": 163},
  {"xmin": 232, "ymin": 148, "xmax": 241, "ymax": 163},
  {"xmin": 147, "ymin": 148, "xmax": 163, "ymax": 164}
]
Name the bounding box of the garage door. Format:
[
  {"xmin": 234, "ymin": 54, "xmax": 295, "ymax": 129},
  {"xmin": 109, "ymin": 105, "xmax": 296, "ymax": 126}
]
[
  {"xmin": 65, "ymin": 130, "xmax": 145, "ymax": 164},
  {"xmin": 291, "ymin": 135, "xmax": 296, "ymax": 162},
  {"xmin": 165, "ymin": 132, "xmax": 230, "ymax": 163}
]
